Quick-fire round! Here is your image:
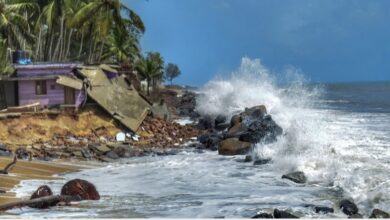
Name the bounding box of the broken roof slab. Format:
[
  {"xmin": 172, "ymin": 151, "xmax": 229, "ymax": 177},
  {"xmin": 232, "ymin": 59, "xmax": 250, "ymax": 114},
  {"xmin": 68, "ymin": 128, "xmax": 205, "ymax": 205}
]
[
  {"xmin": 78, "ymin": 67, "xmax": 151, "ymax": 132},
  {"xmin": 56, "ymin": 76, "xmax": 83, "ymax": 90}
]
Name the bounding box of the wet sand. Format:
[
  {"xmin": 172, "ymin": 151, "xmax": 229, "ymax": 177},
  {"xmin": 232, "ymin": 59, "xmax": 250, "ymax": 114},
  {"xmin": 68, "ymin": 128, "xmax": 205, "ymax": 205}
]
[{"xmin": 0, "ymin": 156, "xmax": 82, "ymax": 204}]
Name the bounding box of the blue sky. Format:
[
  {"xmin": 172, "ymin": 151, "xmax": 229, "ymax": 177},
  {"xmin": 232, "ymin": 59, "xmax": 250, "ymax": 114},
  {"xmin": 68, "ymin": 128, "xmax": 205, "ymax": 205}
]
[{"xmin": 127, "ymin": 0, "xmax": 390, "ymax": 86}]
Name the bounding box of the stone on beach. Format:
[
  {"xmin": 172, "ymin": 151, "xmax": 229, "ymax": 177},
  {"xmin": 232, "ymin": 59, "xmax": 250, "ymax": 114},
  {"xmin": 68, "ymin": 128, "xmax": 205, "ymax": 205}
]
[
  {"xmin": 282, "ymin": 171, "xmax": 307, "ymax": 184},
  {"xmin": 369, "ymin": 209, "xmax": 389, "ymax": 218},
  {"xmin": 339, "ymin": 199, "xmax": 359, "ymax": 216},
  {"xmin": 61, "ymin": 179, "xmax": 100, "ymax": 200}
]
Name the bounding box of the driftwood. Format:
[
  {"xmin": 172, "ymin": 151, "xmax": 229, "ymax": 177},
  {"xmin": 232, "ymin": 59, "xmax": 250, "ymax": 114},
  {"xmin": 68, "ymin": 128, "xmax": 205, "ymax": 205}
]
[
  {"xmin": 0, "ymin": 155, "xmax": 17, "ymax": 174},
  {"xmin": 0, "ymin": 195, "xmax": 78, "ymax": 212}
]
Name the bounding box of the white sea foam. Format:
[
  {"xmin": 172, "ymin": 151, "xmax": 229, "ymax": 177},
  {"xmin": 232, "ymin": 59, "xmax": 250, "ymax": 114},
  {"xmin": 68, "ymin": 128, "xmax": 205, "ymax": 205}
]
[{"xmin": 197, "ymin": 57, "xmax": 390, "ymax": 213}]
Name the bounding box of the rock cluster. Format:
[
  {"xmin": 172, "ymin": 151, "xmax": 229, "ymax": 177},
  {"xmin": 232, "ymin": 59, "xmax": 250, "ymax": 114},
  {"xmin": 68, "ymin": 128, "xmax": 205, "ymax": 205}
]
[
  {"xmin": 196, "ymin": 105, "xmax": 283, "ymax": 156},
  {"xmin": 0, "ymin": 114, "xmax": 203, "ymax": 162},
  {"xmin": 177, "ymin": 91, "xmax": 199, "ymax": 118}
]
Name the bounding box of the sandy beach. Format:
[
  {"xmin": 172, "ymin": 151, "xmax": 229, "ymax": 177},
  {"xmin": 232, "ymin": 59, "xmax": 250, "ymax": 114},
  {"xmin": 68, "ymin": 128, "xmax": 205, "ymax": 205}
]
[{"xmin": 0, "ymin": 157, "xmax": 82, "ymax": 204}]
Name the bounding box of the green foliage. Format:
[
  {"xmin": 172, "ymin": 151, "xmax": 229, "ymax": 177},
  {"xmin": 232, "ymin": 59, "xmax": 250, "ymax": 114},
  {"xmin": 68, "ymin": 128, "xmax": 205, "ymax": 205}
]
[
  {"xmin": 164, "ymin": 63, "xmax": 181, "ymax": 85},
  {"xmin": 0, "ymin": 38, "xmax": 14, "ymax": 75},
  {"xmin": 0, "ymin": 0, "xmax": 148, "ymax": 65},
  {"xmin": 135, "ymin": 52, "xmax": 165, "ymax": 95}
]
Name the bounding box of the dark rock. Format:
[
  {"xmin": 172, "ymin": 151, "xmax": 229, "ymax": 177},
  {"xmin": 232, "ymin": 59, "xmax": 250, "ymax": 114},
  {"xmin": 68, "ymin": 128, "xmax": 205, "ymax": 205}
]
[
  {"xmin": 253, "ymin": 158, "xmax": 272, "ymax": 165},
  {"xmin": 28, "ymin": 185, "xmax": 56, "ymax": 209},
  {"xmin": 215, "ymin": 122, "xmax": 230, "ymax": 131},
  {"xmin": 340, "ymin": 199, "xmax": 359, "ymax": 216},
  {"xmin": 197, "ymin": 115, "xmax": 214, "ymax": 130},
  {"xmin": 349, "ymin": 214, "xmax": 363, "ymax": 218},
  {"xmin": 0, "ymin": 189, "xmax": 5, "ymax": 194},
  {"xmin": 274, "ymin": 209, "xmax": 299, "ymax": 218},
  {"xmin": 282, "ymin": 171, "xmax": 307, "ymax": 184},
  {"xmin": 252, "ymin": 213, "xmax": 273, "ymax": 218},
  {"xmin": 61, "ymin": 179, "xmax": 100, "ymax": 200},
  {"xmin": 105, "ymin": 151, "xmax": 120, "ymax": 159},
  {"xmin": 215, "ymin": 115, "xmax": 227, "ymax": 125},
  {"xmin": 315, "ymin": 206, "xmax": 334, "ymax": 214},
  {"xmin": 218, "ymin": 138, "xmax": 253, "ymax": 155},
  {"xmin": 369, "ymin": 209, "xmax": 389, "ymax": 218},
  {"xmin": 198, "ymin": 133, "xmax": 222, "ymax": 150},
  {"xmin": 239, "ymin": 115, "xmax": 283, "ymax": 144},
  {"xmin": 244, "ymin": 155, "xmax": 253, "ymax": 162}
]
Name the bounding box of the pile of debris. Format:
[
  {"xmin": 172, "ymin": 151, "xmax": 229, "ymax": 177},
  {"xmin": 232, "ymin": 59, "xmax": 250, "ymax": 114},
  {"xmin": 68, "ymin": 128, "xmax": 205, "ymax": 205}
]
[
  {"xmin": 0, "ymin": 113, "xmax": 204, "ymax": 163},
  {"xmin": 135, "ymin": 116, "xmax": 203, "ymax": 148}
]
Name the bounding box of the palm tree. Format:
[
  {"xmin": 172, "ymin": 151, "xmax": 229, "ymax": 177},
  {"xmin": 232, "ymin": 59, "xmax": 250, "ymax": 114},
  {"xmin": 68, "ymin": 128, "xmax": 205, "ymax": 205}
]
[
  {"xmin": 0, "ymin": 0, "xmax": 37, "ymax": 50},
  {"xmin": 71, "ymin": 0, "xmax": 144, "ymax": 63},
  {"xmin": 136, "ymin": 52, "xmax": 164, "ymax": 96},
  {"xmin": 102, "ymin": 27, "xmax": 140, "ymax": 64}
]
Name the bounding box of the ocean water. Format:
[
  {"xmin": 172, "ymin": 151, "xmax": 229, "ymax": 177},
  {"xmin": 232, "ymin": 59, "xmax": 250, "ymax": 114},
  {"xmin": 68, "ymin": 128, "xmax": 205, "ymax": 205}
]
[{"xmin": 5, "ymin": 58, "xmax": 390, "ymax": 218}]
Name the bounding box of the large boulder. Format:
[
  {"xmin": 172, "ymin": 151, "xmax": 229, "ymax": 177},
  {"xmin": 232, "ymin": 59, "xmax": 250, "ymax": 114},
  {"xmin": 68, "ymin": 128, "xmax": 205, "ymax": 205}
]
[
  {"xmin": 61, "ymin": 179, "xmax": 100, "ymax": 200},
  {"xmin": 218, "ymin": 138, "xmax": 253, "ymax": 155},
  {"xmin": 282, "ymin": 171, "xmax": 307, "ymax": 184},
  {"xmin": 226, "ymin": 122, "xmax": 247, "ymax": 137},
  {"xmin": 340, "ymin": 199, "xmax": 359, "ymax": 216},
  {"xmin": 242, "ymin": 105, "xmax": 267, "ymax": 119},
  {"xmin": 230, "ymin": 114, "xmax": 242, "ymax": 128},
  {"xmin": 369, "ymin": 209, "xmax": 389, "ymax": 218},
  {"xmin": 239, "ymin": 115, "xmax": 283, "ymax": 143},
  {"xmin": 28, "ymin": 185, "xmax": 56, "ymax": 209}
]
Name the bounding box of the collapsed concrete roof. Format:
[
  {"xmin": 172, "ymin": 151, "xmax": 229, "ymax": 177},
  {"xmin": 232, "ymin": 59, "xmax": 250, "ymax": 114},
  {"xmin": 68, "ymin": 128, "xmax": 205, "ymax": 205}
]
[{"xmin": 78, "ymin": 66, "xmax": 151, "ymax": 132}]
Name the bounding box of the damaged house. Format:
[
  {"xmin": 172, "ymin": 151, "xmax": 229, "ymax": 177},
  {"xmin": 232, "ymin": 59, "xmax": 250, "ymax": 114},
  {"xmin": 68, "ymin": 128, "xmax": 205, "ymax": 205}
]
[{"xmin": 0, "ymin": 63, "xmax": 154, "ymax": 132}]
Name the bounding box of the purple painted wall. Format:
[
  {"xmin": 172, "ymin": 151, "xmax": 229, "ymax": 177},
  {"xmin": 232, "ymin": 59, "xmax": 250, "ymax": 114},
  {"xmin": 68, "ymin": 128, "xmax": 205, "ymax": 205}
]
[
  {"xmin": 15, "ymin": 63, "xmax": 85, "ymax": 107},
  {"xmin": 18, "ymin": 80, "xmax": 84, "ymax": 107},
  {"xmin": 19, "ymin": 80, "xmax": 64, "ymax": 106}
]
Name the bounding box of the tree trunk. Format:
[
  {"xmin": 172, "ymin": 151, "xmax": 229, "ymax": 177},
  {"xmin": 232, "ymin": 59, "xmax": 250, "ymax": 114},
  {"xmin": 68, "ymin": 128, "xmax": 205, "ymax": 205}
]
[
  {"xmin": 0, "ymin": 195, "xmax": 77, "ymax": 212},
  {"xmin": 65, "ymin": 29, "xmax": 73, "ymax": 60},
  {"xmin": 78, "ymin": 32, "xmax": 84, "ymax": 58},
  {"xmin": 53, "ymin": 17, "xmax": 65, "ymax": 61},
  {"xmin": 48, "ymin": 30, "xmax": 55, "ymax": 61},
  {"xmin": 35, "ymin": 27, "xmax": 42, "ymax": 61},
  {"xmin": 147, "ymin": 78, "xmax": 150, "ymax": 96}
]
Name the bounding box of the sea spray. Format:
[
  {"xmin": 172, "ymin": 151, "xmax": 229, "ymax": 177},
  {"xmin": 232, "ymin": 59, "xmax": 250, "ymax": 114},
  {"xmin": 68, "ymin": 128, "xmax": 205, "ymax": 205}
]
[{"xmin": 196, "ymin": 57, "xmax": 390, "ymax": 212}]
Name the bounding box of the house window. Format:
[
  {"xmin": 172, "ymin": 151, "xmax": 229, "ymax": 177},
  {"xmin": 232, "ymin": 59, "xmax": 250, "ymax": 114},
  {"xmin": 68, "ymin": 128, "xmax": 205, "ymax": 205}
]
[{"xmin": 35, "ymin": 80, "xmax": 47, "ymax": 95}]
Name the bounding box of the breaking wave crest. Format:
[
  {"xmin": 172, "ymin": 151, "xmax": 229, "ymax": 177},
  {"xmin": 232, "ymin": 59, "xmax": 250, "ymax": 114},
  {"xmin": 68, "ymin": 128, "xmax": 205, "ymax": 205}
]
[{"xmin": 197, "ymin": 57, "xmax": 390, "ymax": 212}]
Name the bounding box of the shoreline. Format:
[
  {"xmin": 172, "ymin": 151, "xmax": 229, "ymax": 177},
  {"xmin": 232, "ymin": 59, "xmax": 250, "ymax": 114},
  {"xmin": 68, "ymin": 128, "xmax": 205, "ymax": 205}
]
[{"xmin": 0, "ymin": 156, "xmax": 88, "ymax": 204}]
